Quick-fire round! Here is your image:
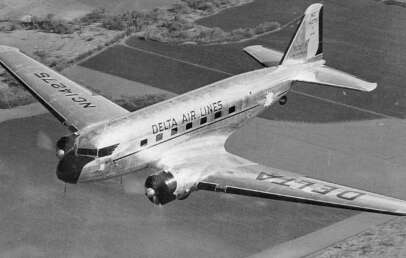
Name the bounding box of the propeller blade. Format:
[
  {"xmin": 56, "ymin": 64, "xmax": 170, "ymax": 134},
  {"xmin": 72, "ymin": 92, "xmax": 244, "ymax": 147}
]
[
  {"xmin": 36, "ymin": 131, "xmax": 53, "ymax": 151},
  {"xmin": 123, "ymin": 174, "xmax": 146, "ymax": 195}
]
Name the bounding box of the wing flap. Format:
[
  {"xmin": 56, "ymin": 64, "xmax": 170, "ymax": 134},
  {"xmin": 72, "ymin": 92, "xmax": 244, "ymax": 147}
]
[
  {"xmin": 0, "ymin": 45, "xmax": 129, "ymax": 131},
  {"xmin": 198, "ymin": 160, "xmax": 406, "ymax": 216}
]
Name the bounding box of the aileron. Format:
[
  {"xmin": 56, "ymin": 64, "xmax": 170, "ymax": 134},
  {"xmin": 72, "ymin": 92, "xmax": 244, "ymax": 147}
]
[
  {"xmin": 0, "ymin": 46, "xmax": 129, "ymax": 131},
  {"xmin": 198, "ymin": 161, "xmax": 406, "ymax": 216}
]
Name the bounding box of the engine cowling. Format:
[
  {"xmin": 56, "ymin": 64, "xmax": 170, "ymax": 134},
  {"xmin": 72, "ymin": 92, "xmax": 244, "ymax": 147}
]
[
  {"xmin": 56, "ymin": 134, "xmax": 76, "ymax": 159},
  {"xmin": 144, "ymin": 170, "xmax": 192, "ymax": 205}
]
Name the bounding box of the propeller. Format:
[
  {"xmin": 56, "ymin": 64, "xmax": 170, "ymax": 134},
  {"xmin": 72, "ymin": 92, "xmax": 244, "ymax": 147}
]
[
  {"xmin": 36, "ymin": 130, "xmax": 54, "ymax": 151},
  {"xmin": 145, "ymin": 187, "xmax": 160, "ymax": 205},
  {"xmin": 145, "ymin": 187, "xmax": 155, "ymax": 197},
  {"xmin": 123, "ymin": 174, "xmax": 146, "ymax": 195}
]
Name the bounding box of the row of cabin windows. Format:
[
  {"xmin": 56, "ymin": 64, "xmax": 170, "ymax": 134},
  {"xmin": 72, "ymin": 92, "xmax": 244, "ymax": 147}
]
[{"xmin": 140, "ymin": 105, "xmax": 236, "ymax": 147}]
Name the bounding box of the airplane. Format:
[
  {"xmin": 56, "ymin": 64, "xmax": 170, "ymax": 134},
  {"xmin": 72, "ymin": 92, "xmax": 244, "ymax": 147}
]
[{"xmin": 1, "ymin": 3, "xmax": 406, "ymax": 215}]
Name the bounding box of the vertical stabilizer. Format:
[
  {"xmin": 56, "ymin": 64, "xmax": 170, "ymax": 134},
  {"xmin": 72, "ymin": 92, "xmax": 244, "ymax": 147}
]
[{"xmin": 281, "ymin": 3, "xmax": 323, "ymax": 65}]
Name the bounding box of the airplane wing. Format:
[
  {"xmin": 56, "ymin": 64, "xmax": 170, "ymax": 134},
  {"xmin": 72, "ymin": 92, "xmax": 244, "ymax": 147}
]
[
  {"xmin": 155, "ymin": 139, "xmax": 406, "ymax": 215},
  {"xmin": 0, "ymin": 45, "xmax": 129, "ymax": 131}
]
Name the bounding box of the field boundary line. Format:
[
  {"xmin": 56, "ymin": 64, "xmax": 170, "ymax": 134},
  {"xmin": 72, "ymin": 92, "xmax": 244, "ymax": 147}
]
[
  {"xmin": 246, "ymin": 213, "xmax": 394, "ymax": 258},
  {"xmin": 122, "ymin": 43, "xmax": 234, "ymax": 76},
  {"xmin": 121, "ymin": 43, "xmax": 398, "ymax": 120}
]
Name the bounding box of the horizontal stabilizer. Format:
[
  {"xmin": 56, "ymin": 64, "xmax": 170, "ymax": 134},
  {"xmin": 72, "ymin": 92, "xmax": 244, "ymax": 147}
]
[
  {"xmin": 243, "ymin": 45, "xmax": 283, "ymax": 67},
  {"xmin": 296, "ymin": 65, "xmax": 377, "ymax": 92}
]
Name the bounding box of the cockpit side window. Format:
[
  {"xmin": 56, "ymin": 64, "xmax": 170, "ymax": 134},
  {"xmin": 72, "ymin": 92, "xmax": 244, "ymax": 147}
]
[
  {"xmin": 98, "ymin": 144, "xmax": 119, "ymax": 157},
  {"xmin": 77, "ymin": 148, "xmax": 97, "ymax": 157}
]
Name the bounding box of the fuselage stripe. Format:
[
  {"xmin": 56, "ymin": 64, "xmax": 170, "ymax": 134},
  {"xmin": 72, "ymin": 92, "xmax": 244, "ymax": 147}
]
[{"xmin": 113, "ymin": 104, "xmax": 261, "ymax": 162}]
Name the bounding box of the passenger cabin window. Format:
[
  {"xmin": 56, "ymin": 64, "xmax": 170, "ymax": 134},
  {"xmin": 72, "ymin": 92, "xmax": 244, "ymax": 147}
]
[
  {"xmin": 214, "ymin": 111, "xmax": 222, "ymax": 119},
  {"xmin": 140, "ymin": 139, "xmax": 148, "ymax": 147},
  {"xmin": 186, "ymin": 122, "xmax": 193, "ymax": 130},
  {"xmin": 229, "ymin": 106, "xmax": 236, "ymax": 114},
  {"xmin": 98, "ymin": 144, "xmax": 118, "ymax": 157},
  {"xmin": 156, "ymin": 133, "xmax": 163, "ymax": 141},
  {"xmin": 171, "ymin": 127, "xmax": 178, "ymax": 136},
  {"xmin": 77, "ymin": 148, "xmax": 97, "ymax": 157},
  {"xmin": 200, "ymin": 116, "xmax": 207, "ymax": 125}
]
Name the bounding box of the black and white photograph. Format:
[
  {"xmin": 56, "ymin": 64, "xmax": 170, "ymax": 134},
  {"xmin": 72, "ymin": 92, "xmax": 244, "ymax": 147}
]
[{"xmin": 1, "ymin": 0, "xmax": 406, "ymax": 257}]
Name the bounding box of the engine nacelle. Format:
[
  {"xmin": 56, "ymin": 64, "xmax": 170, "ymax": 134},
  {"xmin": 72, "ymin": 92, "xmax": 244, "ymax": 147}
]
[
  {"xmin": 144, "ymin": 170, "xmax": 192, "ymax": 205},
  {"xmin": 56, "ymin": 134, "xmax": 76, "ymax": 159}
]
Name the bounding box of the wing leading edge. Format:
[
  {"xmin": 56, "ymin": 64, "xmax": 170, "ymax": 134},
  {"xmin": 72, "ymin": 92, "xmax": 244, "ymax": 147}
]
[
  {"xmin": 196, "ymin": 152, "xmax": 406, "ymax": 216},
  {"xmin": 0, "ymin": 45, "xmax": 129, "ymax": 131},
  {"xmin": 153, "ymin": 136, "xmax": 406, "ymax": 216}
]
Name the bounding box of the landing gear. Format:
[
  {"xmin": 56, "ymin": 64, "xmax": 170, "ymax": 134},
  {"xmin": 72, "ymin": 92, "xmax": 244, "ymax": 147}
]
[{"xmin": 279, "ymin": 95, "xmax": 287, "ymax": 105}]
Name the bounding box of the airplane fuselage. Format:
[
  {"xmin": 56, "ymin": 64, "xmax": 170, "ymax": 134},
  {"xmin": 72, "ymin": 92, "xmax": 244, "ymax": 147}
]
[{"xmin": 56, "ymin": 62, "xmax": 314, "ymax": 184}]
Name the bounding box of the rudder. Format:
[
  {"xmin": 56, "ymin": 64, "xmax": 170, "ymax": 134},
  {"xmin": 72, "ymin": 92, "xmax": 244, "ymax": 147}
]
[{"xmin": 281, "ymin": 3, "xmax": 323, "ymax": 65}]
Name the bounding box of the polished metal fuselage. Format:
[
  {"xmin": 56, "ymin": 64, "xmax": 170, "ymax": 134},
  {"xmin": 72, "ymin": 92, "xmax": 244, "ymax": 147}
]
[{"xmin": 73, "ymin": 63, "xmax": 309, "ymax": 182}]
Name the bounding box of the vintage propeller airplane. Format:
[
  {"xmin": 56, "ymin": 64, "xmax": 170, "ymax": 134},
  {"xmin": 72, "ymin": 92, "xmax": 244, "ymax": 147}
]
[{"xmin": 1, "ymin": 3, "xmax": 406, "ymax": 215}]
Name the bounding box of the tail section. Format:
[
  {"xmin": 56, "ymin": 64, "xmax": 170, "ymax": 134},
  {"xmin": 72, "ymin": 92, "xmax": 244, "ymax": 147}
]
[
  {"xmin": 284, "ymin": 3, "xmax": 376, "ymax": 92},
  {"xmin": 243, "ymin": 3, "xmax": 377, "ymax": 92},
  {"xmin": 243, "ymin": 3, "xmax": 323, "ymax": 67},
  {"xmin": 280, "ymin": 3, "xmax": 323, "ymax": 65}
]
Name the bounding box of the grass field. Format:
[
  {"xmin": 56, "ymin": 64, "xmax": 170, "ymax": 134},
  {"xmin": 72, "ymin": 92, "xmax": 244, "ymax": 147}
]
[{"xmin": 0, "ymin": 0, "xmax": 179, "ymax": 20}]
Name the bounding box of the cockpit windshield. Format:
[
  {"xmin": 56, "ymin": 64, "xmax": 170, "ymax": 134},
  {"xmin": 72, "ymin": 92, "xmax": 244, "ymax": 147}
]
[
  {"xmin": 98, "ymin": 144, "xmax": 118, "ymax": 157},
  {"xmin": 77, "ymin": 148, "xmax": 97, "ymax": 157},
  {"xmin": 76, "ymin": 144, "xmax": 118, "ymax": 158}
]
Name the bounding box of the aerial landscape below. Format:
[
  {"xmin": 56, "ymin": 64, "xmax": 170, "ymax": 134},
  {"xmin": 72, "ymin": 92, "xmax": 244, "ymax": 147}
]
[{"xmin": 1, "ymin": 1, "xmax": 406, "ymax": 258}]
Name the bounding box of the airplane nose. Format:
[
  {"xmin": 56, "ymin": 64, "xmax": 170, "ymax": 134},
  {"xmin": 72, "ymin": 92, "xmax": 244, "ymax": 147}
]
[{"xmin": 56, "ymin": 150, "xmax": 94, "ymax": 184}]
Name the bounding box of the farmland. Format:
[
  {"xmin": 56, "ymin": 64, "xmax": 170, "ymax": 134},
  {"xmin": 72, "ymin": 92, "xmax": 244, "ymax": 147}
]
[{"xmin": 1, "ymin": 0, "xmax": 406, "ymax": 257}]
